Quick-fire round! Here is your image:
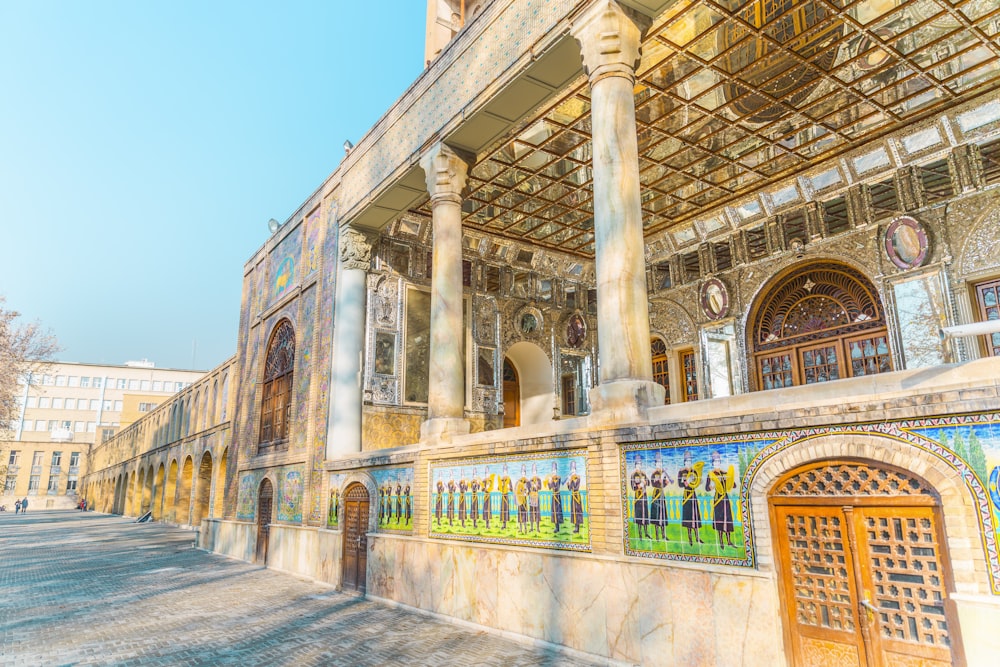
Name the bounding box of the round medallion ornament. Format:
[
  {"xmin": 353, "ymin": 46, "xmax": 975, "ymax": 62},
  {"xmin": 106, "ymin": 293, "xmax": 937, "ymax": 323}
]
[
  {"xmin": 515, "ymin": 306, "xmax": 544, "ymax": 340},
  {"xmin": 700, "ymin": 278, "xmax": 730, "ymax": 320},
  {"xmin": 884, "ymin": 216, "xmax": 929, "ymax": 270},
  {"xmin": 566, "ymin": 313, "xmax": 587, "ymax": 348}
]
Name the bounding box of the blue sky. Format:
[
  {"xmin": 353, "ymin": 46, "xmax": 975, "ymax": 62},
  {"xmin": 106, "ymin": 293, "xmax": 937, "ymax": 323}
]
[{"xmin": 0, "ymin": 1, "xmax": 425, "ymax": 370}]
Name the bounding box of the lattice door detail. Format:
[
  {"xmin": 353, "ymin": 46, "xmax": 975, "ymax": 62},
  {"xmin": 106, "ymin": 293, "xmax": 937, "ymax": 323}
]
[{"xmin": 772, "ymin": 463, "xmax": 936, "ymax": 499}]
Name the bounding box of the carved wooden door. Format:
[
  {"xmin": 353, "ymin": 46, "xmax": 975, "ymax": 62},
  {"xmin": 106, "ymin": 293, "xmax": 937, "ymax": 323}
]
[
  {"xmin": 342, "ymin": 483, "xmax": 369, "ymax": 593},
  {"xmin": 256, "ymin": 478, "xmax": 273, "ymax": 565},
  {"xmin": 772, "ymin": 462, "xmax": 961, "ymax": 667}
]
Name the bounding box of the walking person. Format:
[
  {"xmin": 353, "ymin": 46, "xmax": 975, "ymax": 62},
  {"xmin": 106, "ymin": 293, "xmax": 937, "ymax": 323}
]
[
  {"xmin": 20, "ymin": 497, "xmax": 28, "ymax": 513},
  {"xmin": 15, "ymin": 498, "xmax": 21, "ymax": 514}
]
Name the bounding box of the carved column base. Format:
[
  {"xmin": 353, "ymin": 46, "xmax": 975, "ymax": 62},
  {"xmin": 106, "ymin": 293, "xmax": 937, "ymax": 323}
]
[
  {"xmin": 420, "ymin": 416, "xmax": 471, "ymax": 444},
  {"xmin": 588, "ymin": 380, "xmax": 665, "ymax": 425}
]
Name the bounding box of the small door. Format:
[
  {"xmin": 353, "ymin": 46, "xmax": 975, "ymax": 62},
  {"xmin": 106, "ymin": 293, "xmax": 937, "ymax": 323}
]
[
  {"xmin": 772, "ymin": 461, "xmax": 962, "ymax": 667},
  {"xmin": 256, "ymin": 478, "xmax": 273, "ymax": 565},
  {"xmin": 502, "ymin": 359, "xmax": 520, "ymax": 428},
  {"xmin": 342, "ymin": 483, "xmax": 370, "ymax": 593}
]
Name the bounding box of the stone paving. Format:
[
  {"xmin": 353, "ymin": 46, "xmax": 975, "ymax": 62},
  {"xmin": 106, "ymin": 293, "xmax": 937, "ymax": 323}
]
[{"xmin": 0, "ymin": 511, "xmax": 608, "ymax": 666}]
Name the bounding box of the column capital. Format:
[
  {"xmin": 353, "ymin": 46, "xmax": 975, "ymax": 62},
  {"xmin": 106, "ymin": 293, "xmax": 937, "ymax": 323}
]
[
  {"xmin": 339, "ymin": 227, "xmax": 372, "ymax": 271},
  {"xmin": 419, "ymin": 142, "xmax": 471, "ymax": 206},
  {"xmin": 571, "ymin": 0, "xmax": 649, "ymax": 83}
]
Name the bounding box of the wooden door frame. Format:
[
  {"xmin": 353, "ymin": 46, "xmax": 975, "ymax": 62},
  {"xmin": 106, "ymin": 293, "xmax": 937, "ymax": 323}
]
[
  {"xmin": 256, "ymin": 478, "xmax": 274, "ymax": 565},
  {"xmin": 768, "ymin": 459, "xmax": 965, "ymax": 667},
  {"xmin": 341, "ymin": 482, "xmax": 371, "ymax": 594}
]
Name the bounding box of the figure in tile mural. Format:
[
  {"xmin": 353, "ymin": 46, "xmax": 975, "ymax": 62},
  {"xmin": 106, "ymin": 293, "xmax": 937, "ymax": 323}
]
[
  {"xmin": 706, "ymin": 451, "xmax": 737, "ymax": 548},
  {"xmin": 649, "ymin": 453, "xmax": 671, "ymax": 542},
  {"xmin": 678, "ymin": 451, "xmax": 704, "ymax": 546},
  {"xmin": 430, "ymin": 452, "xmax": 590, "ymax": 551},
  {"xmin": 631, "ymin": 458, "xmax": 650, "ymax": 540}
]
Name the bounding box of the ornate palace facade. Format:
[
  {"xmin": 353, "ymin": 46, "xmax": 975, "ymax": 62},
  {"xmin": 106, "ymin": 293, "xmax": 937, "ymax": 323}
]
[{"xmin": 86, "ymin": 1, "xmax": 1000, "ymax": 664}]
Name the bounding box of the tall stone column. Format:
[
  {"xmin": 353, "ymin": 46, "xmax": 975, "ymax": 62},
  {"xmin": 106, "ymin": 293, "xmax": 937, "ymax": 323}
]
[
  {"xmin": 572, "ymin": 0, "xmax": 664, "ymax": 420},
  {"xmin": 326, "ymin": 226, "xmax": 371, "ymax": 459},
  {"xmin": 419, "ymin": 143, "xmax": 471, "ymax": 441}
]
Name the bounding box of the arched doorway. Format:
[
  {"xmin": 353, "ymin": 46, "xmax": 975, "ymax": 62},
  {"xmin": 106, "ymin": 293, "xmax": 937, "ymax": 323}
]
[
  {"xmin": 502, "ymin": 359, "xmax": 520, "ymax": 428},
  {"xmin": 125, "ymin": 471, "xmax": 136, "ymax": 516},
  {"xmin": 177, "ymin": 456, "xmax": 193, "ymax": 524},
  {"xmin": 213, "ymin": 448, "xmax": 228, "ymax": 518},
  {"xmin": 341, "ymin": 483, "xmax": 370, "ymax": 594},
  {"xmin": 503, "ymin": 341, "xmax": 555, "ymax": 425},
  {"xmin": 152, "ymin": 463, "xmax": 165, "ymax": 520},
  {"xmin": 769, "ymin": 459, "xmax": 962, "ymax": 667},
  {"xmin": 256, "ymin": 478, "xmax": 274, "ymax": 565},
  {"xmin": 165, "ymin": 460, "xmax": 178, "ymax": 521},
  {"xmin": 749, "ymin": 261, "xmax": 892, "ymax": 390},
  {"xmin": 192, "ymin": 452, "xmax": 213, "ymax": 525}
]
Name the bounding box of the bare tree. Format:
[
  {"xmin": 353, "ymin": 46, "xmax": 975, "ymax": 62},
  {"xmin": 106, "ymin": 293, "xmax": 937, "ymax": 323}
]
[{"xmin": 0, "ymin": 297, "xmax": 59, "ymax": 433}]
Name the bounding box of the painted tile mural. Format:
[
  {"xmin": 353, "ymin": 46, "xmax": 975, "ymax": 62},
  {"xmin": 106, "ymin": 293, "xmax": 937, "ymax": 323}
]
[
  {"xmin": 429, "ymin": 451, "xmax": 590, "ymax": 551},
  {"xmin": 622, "ymin": 439, "xmax": 772, "ymax": 567},
  {"xmin": 309, "ymin": 219, "xmax": 338, "ymax": 524},
  {"xmin": 277, "ymin": 466, "xmax": 304, "ymax": 523},
  {"xmin": 372, "ymin": 467, "xmax": 413, "ymax": 533},
  {"xmin": 303, "ymin": 209, "xmax": 322, "ymax": 277},
  {"xmin": 268, "ymin": 225, "xmax": 302, "ymax": 306},
  {"xmin": 327, "ymin": 474, "xmax": 345, "ymax": 528},
  {"xmin": 622, "ymin": 416, "xmax": 1000, "ymax": 591},
  {"xmin": 236, "ymin": 470, "xmax": 266, "ymax": 521},
  {"xmin": 294, "ymin": 285, "xmax": 316, "ymax": 450}
]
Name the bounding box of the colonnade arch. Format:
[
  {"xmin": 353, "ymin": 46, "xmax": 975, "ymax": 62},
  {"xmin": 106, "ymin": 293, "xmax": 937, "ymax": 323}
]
[
  {"xmin": 152, "ymin": 462, "xmax": 165, "ymax": 520},
  {"xmin": 503, "ymin": 341, "xmax": 553, "ymax": 427},
  {"xmin": 213, "ymin": 448, "xmax": 228, "ymax": 518},
  {"xmin": 192, "ymin": 452, "xmax": 213, "ymax": 525},
  {"xmin": 177, "ymin": 456, "xmax": 193, "ymax": 524},
  {"xmin": 165, "ymin": 460, "xmax": 178, "ymax": 521}
]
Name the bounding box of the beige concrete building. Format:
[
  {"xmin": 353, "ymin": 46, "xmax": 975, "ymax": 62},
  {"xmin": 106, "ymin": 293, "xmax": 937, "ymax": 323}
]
[
  {"xmin": 2, "ymin": 361, "xmax": 202, "ymax": 509},
  {"xmin": 85, "ymin": 1, "xmax": 1000, "ymax": 664}
]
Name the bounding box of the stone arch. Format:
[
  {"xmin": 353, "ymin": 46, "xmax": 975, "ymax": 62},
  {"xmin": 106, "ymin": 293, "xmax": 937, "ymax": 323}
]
[
  {"xmin": 504, "ymin": 341, "xmax": 554, "ymax": 426},
  {"xmin": 336, "ymin": 471, "xmax": 380, "ymax": 533},
  {"xmin": 134, "ymin": 468, "xmax": 144, "ymax": 515},
  {"xmin": 192, "ymin": 451, "xmax": 213, "ymax": 525},
  {"xmin": 152, "ymin": 462, "xmax": 165, "ymax": 520},
  {"xmin": 165, "ymin": 459, "xmax": 179, "ymax": 521},
  {"xmin": 213, "ymin": 447, "xmax": 228, "ymax": 518},
  {"xmin": 177, "ymin": 456, "xmax": 194, "ymax": 524},
  {"xmin": 746, "ymin": 432, "xmax": 991, "ymax": 595},
  {"xmin": 141, "ymin": 464, "xmax": 153, "ymax": 514}
]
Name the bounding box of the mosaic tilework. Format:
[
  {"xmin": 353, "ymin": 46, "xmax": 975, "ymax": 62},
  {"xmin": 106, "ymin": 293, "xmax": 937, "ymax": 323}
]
[
  {"xmin": 309, "ymin": 215, "xmax": 338, "ymax": 524},
  {"xmin": 303, "ymin": 209, "xmax": 322, "ymax": 277},
  {"xmin": 277, "ymin": 466, "xmax": 304, "ymax": 523},
  {"xmin": 268, "ymin": 226, "xmax": 302, "ymax": 307},
  {"xmin": 294, "ymin": 286, "xmax": 316, "ymax": 451},
  {"xmin": 327, "ymin": 473, "xmax": 346, "ymax": 528},
  {"xmin": 235, "ymin": 470, "xmax": 265, "ymax": 521}
]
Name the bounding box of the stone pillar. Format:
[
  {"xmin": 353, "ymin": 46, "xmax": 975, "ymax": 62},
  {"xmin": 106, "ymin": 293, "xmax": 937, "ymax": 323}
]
[
  {"xmin": 572, "ymin": 0, "xmax": 664, "ymax": 420},
  {"xmin": 326, "ymin": 226, "xmax": 371, "ymax": 459},
  {"xmin": 419, "ymin": 143, "xmax": 471, "ymax": 441}
]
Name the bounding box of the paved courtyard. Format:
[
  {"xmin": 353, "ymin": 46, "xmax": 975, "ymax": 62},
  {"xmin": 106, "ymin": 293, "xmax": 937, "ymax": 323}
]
[{"xmin": 0, "ymin": 511, "xmax": 607, "ymax": 666}]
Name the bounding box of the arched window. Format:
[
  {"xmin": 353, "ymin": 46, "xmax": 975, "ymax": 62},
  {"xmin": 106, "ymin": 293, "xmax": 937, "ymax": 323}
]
[
  {"xmin": 749, "ymin": 261, "xmax": 891, "ymax": 390},
  {"xmin": 651, "ymin": 338, "xmax": 670, "ymax": 405},
  {"xmin": 259, "ymin": 320, "xmax": 295, "ymax": 447}
]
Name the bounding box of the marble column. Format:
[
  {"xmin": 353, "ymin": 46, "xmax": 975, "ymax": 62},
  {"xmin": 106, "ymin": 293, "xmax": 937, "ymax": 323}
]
[
  {"xmin": 572, "ymin": 0, "xmax": 665, "ymax": 420},
  {"xmin": 419, "ymin": 143, "xmax": 471, "ymax": 441},
  {"xmin": 326, "ymin": 225, "xmax": 371, "ymax": 459}
]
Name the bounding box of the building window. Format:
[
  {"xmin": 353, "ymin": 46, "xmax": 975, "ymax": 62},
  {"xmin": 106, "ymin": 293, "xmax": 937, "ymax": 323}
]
[
  {"xmin": 80, "ymin": 377, "xmax": 90, "ymax": 388},
  {"xmin": 138, "ymin": 402, "xmax": 157, "ymax": 412},
  {"xmin": 28, "ymin": 475, "xmax": 40, "ymax": 493},
  {"xmin": 8, "ymin": 450, "xmax": 19, "ymax": 466},
  {"xmin": 39, "ymin": 397, "xmax": 50, "ymax": 408},
  {"xmin": 681, "ymin": 350, "xmax": 699, "ymax": 402},
  {"xmin": 259, "ymin": 319, "xmax": 295, "ymax": 447},
  {"xmin": 32, "ymin": 451, "xmax": 43, "ymax": 467},
  {"xmin": 4, "ymin": 477, "xmax": 16, "ymax": 492},
  {"xmin": 47, "ymin": 476, "xmax": 59, "ymax": 494},
  {"xmin": 26, "ymin": 396, "xmax": 37, "ymax": 408},
  {"xmin": 55, "ymin": 375, "xmax": 67, "ymax": 386},
  {"xmin": 92, "ymin": 377, "xmax": 103, "ymax": 388},
  {"xmin": 101, "ymin": 428, "xmax": 115, "ymax": 441},
  {"xmin": 52, "ymin": 398, "xmax": 63, "ymax": 409},
  {"xmin": 128, "ymin": 379, "xmax": 139, "ymax": 390},
  {"xmin": 51, "ymin": 452, "xmax": 61, "ymax": 467},
  {"xmin": 152, "ymin": 381, "xmax": 163, "ymax": 391},
  {"xmin": 140, "ymin": 380, "xmax": 150, "ymax": 391},
  {"xmin": 113, "ymin": 401, "xmax": 123, "ymax": 411},
  {"xmin": 68, "ymin": 376, "xmax": 80, "ymax": 387},
  {"xmin": 70, "ymin": 452, "xmax": 80, "ymax": 467},
  {"xmin": 651, "ymin": 339, "xmax": 671, "ymax": 405},
  {"xmin": 974, "ymin": 278, "xmax": 1000, "ymax": 356},
  {"xmin": 750, "ymin": 261, "xmax": 892, "ymax": 389},
  {"xmin": 117, "ymin": 379, "xmax": 127, "ymax": 389},
  {"xmin": 404, "ymin": 289, "xmax": 431, "ymax": 403},
  {"xmin": 66, "ymin": 478, "xmax": 77, "ymax": 492},
  {"xmin": 64, "ymin": 398, "xmax": 75, "ymax": 410}
]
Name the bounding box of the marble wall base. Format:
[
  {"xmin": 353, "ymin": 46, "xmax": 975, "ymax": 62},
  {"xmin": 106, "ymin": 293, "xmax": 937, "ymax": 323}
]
[
  {"xmin": 953, "ymin": 594, "xmax": 1000, "ymax": 667},
  {"xmin": 199, "ymin": 519, "xmax": 255, "ymax": 563},
  {"xmin": 366, "ymin": 534, "xmax": 784, "ymax": 665}
]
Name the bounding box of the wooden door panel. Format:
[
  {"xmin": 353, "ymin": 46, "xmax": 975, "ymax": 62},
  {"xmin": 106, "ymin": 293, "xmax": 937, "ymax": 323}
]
[
  {"xmin": 775, "ymin": 505, "xmax": 864, "ymax": 667},
  {"xmin": 853, "ymin": 507, "xmax": 955, "ymax": 667},
  {"xmin": 342, "ymin": 485, "xmax": 370, "ymax": 594},
  {"xmin": 256, "ymin": 481, "xmax": 273, "ymax": 565}
]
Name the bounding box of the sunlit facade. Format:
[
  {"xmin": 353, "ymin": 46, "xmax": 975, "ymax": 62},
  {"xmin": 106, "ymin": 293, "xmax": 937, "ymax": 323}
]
[{"xmin": 85, "ymin": 1, "xmax": 1000, "ymax": 664}]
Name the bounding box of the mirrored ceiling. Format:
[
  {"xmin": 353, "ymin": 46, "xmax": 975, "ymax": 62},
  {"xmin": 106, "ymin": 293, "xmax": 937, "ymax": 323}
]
[{"xmin": 419, "ymin": 0, "xmax": 1000, "ymax": 257}]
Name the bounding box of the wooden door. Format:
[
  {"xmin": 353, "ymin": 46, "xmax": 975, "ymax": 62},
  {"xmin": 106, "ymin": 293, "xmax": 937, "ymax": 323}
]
[
  {"xmin": 256, "ymin": 478, "xmax": 273, "ymax": 565},
  {"xmin": 342, "ymin": 483, "xmax": 370, "ymax": 593},
  {"xmin": 771, "ymin": 461, "xmax": 962, "ymax": 667},
  {"xmin": 502, "ymin": 359, "xmax": 519, "ymax": 428}
]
